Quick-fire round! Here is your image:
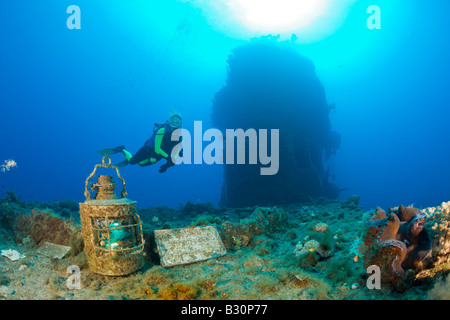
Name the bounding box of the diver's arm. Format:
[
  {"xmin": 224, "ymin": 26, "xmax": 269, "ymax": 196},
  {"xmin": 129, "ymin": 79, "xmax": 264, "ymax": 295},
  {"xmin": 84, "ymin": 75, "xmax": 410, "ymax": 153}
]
[
  {"xmin": 154, "ymin": 127, "xmax": 170, "ymax": 159},
  {"xmin": 157, "ymin": 130, "xmax": 182, "ymax": 173}
]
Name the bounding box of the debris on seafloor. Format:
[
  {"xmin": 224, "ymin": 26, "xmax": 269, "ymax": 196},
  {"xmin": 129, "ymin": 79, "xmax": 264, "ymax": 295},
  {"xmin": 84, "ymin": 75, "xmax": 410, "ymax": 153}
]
[
  {"xmin": 1, "ymin": 249, "xmax": 25, "ymax": 262},
  {"xmin": 154, "ymin": 225, "xmax": 227, "ymax": 268},
  {"xmin": 35, "ymin": 242, "xmax": 71, "ymax": 260}
]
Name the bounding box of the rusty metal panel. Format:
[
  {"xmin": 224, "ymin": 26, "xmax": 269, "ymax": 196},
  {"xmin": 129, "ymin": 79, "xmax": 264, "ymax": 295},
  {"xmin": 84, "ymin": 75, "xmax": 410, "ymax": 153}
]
[{"xmin": 154, "ymin": 225, "xmax": 227, "ymax": 268}]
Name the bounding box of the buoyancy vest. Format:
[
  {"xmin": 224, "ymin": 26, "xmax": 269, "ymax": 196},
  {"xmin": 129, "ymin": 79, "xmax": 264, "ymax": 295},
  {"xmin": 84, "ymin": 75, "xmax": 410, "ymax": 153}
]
[{"xmin": 145, "ymin": 122, "xmax": 180, "ymax": 156}]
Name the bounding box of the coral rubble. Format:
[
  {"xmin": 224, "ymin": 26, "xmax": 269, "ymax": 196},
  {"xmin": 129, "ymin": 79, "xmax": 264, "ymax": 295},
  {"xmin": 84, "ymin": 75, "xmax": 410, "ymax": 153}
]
[{"xmin": 417, "ymin": 201, "xmax": 450, "ymax": 280}]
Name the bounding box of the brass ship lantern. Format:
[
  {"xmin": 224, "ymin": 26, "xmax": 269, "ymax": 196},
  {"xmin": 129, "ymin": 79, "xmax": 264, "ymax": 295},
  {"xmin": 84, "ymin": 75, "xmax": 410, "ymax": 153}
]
[{"xmin": 79, "ymin": 156, "xmax": 145, "ymax": 276}]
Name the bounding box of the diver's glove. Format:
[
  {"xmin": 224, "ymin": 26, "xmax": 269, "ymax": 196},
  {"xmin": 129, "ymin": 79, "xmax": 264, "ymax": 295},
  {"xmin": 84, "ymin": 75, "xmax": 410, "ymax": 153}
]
[{"xmin": 158, "ymin": 157, "xmax": 174, "ymax": 173}]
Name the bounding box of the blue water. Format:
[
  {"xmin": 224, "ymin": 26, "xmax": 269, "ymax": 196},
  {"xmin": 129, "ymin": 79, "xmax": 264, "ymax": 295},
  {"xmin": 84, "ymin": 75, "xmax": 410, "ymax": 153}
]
[{"xmin": 1, "ymin": 0, "xmax": 449, "ymax": 210}]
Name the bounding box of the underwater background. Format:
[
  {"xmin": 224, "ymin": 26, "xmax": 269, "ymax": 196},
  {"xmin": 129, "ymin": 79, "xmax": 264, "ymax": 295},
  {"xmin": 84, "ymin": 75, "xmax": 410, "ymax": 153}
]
[{"xmin": 1, "ymin": 0, "xmax": 449, "ymax": 211}]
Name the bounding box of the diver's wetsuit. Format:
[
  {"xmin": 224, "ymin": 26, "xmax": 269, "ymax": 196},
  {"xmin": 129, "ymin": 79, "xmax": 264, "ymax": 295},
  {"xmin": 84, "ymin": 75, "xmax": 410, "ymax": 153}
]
[
  {"xmin": 128, "ymin": 144, "xmax": 158, "ymax": 166},
  {"xmin": 98, "ymin": 122, "xmax": 182, "ymax": 172},
  {"xmin": 124, "ymin": 123, "xmax": 182, "ymax": 169}
]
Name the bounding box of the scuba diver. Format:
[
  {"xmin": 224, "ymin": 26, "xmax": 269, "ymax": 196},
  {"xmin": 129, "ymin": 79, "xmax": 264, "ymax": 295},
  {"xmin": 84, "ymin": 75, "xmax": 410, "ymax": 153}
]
[{"xmin": 98, "ymin": 112, "xmax": 183, "ymax": 173}]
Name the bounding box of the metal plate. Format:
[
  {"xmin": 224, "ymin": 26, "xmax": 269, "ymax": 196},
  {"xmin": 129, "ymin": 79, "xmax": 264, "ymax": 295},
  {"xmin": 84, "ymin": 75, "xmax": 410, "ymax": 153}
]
[
  {"xmin": 154, "ymin": 225, "xmax": 227, "ymax": 268},
  {"xmin": 36, "ymin": 242, "xmax": 72, "ymax": 260}
]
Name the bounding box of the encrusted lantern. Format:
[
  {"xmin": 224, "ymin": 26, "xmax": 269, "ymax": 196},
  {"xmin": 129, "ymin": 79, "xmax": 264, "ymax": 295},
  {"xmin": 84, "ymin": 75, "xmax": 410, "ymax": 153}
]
[{"xmin": 79, "ymin": 156, "xmax": 145, "ymax": 276}]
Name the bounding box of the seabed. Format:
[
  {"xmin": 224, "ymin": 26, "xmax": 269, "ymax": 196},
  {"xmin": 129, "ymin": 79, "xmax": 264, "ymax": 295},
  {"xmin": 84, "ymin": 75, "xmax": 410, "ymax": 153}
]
[{"xmin": 0, "ymin": 191, "xmax": 449, "ymax": 300}]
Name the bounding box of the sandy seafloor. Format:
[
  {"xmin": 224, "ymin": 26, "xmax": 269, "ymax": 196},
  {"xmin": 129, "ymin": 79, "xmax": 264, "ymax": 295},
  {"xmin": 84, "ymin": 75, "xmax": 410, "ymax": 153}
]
[{"xmin": 0, "ymin": 192, "xmax": 449, "ymax": 301}]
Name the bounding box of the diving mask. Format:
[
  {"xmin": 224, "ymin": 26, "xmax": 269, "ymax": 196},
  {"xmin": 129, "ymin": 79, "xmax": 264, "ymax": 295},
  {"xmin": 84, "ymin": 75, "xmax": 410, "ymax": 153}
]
[{"xmin": 168, "ymin": 115, "xmax": 182, "ymax": 129}]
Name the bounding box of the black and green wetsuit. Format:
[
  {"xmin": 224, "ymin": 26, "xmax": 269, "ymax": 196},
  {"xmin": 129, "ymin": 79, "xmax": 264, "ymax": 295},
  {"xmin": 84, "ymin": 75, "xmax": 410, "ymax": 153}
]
[
  {"xmin": 98, "ymin": 123, "xmax": 182, "ymax": 172},
  {"xmin": 124, "ymin": 123, "xmax": 181, "ymax": 167}
]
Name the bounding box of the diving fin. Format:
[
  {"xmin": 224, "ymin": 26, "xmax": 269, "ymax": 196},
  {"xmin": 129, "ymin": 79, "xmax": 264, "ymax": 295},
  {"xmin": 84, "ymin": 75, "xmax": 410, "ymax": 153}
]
[
  {"xmin": 114, "ymin": 159, "xmax": 129, "ymax": 167},
  {"xmin": 97, "ymin": 145, "xmax": 125, "ymax": 156}
]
